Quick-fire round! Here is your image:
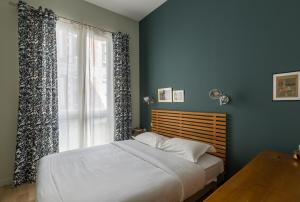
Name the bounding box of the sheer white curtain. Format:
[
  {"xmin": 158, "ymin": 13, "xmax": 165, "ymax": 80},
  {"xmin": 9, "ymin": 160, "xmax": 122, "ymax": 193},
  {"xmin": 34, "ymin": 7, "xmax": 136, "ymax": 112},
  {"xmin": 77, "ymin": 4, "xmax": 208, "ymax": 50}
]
[{"xmin": 56, "ymin": 20, "xmax": 114, "ymax": 152}]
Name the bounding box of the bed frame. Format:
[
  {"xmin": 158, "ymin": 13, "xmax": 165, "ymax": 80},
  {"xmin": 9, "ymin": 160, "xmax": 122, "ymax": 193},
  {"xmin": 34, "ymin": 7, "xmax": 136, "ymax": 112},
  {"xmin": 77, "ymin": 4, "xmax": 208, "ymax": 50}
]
[
  {"xmin": 151, "ymin": 109, "xmax": 227, "ymax": 161},
  {"xmin": 151, "ymin": 109, "xmax": 227, "ymax": 201}
]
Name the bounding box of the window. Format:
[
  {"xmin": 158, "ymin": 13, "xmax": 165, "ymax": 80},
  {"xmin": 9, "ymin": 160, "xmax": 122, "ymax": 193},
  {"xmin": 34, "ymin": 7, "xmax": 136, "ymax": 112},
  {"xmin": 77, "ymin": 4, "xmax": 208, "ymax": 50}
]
[{"xmin": 56, "ymin": 20, "xmax": 114, "ymax": 152}]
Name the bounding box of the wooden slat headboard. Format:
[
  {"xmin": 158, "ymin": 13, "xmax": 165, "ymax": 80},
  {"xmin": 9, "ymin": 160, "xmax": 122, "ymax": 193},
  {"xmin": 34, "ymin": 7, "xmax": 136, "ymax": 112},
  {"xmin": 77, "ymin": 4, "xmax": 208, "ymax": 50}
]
[{"xmin": 151, "ymin": 109, "xmax": 227, "ymax": 161}]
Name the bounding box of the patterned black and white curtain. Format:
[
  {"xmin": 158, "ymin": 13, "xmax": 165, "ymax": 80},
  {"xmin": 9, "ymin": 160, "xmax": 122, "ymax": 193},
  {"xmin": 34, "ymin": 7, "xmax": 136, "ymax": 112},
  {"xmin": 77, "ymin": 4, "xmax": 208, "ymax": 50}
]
[
  {"xmin": 14, "ymin": 1, "xmax": 59, "ymax": 186},
  {"xmin": 112, "ymin": 32, "xmax": 132, "ymax": 141}
]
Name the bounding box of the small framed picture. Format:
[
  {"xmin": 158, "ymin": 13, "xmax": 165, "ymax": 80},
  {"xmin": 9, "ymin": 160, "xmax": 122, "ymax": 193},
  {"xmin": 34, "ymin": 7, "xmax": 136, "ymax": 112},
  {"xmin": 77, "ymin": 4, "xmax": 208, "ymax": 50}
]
[
  {"xmin": 273, "ymin": 71, "xmax": 300, "ymax": 101},
  {"xmin": 173, "ymin": 90, "xmax": 185, "ymax": 102},
  {"xmin": 158, "ymin": 88, "xmax": 172, "ymax": 102}
]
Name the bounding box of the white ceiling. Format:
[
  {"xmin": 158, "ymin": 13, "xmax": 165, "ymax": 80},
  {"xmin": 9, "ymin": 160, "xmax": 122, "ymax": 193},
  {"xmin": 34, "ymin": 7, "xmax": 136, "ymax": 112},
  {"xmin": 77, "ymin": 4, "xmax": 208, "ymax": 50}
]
[{"xmin": 85, "ymin": 0, "xmax": 167, "ymax": 21}]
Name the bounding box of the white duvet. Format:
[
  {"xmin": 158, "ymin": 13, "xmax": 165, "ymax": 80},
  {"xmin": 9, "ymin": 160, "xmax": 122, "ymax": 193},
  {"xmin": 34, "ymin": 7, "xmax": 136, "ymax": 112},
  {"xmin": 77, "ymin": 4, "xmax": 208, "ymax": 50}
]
[{"xmin": 37, "ymin": 140, "xmax": 205, "ymax": 202}]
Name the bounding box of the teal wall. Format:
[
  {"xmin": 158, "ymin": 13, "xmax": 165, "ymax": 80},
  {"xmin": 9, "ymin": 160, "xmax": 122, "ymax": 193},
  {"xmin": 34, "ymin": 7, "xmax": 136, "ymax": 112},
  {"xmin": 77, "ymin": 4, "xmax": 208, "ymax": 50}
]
[{"xmin": 140, "ymin": 0, "xmax": 300, "ymax": 175}]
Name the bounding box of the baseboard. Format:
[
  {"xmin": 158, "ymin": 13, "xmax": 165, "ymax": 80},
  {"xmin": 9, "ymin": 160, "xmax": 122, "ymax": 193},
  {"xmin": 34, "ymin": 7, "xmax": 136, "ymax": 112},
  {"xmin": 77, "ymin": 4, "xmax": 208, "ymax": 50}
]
[{"xmin": 0, "ymin": 177, "xmax": 12, "ymax": 186}]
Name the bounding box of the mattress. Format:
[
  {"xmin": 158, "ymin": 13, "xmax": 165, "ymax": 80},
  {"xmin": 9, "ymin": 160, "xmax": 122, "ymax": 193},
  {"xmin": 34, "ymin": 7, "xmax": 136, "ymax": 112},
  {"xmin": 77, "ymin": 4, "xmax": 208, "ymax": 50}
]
[
  {"xmin": 197, "ymin": 154, "xmax": 224, "ymax": 185},
  {"xmin": 37, "ymin": 140, "xmax": 208, "ymax": 202}
]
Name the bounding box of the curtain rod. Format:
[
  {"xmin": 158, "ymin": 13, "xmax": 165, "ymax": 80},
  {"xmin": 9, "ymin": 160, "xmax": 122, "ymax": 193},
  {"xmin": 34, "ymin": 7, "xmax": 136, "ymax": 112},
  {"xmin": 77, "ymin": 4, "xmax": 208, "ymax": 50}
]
[{"xmin": 9, "ymin": 1, "xmax": 115, "ymax": 34}]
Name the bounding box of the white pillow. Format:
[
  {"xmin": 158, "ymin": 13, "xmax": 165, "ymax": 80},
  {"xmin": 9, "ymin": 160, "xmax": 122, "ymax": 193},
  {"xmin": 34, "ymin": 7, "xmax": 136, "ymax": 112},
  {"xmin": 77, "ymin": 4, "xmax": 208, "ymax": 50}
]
[
  {"xmin": 159, "ymin": 138, "xmax": 216, "ymax": 163},
  {"xmin": 133, "ymin": 132, "xmax": 169, "ymax": 147}
]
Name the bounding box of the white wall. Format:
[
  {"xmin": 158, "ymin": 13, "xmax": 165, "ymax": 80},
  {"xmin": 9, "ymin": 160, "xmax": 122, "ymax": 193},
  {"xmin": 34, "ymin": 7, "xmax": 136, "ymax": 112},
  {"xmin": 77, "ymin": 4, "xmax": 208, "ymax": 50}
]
[{"xmin": 0, "ymin": 0, "xmax": 139, "ymax": 185}]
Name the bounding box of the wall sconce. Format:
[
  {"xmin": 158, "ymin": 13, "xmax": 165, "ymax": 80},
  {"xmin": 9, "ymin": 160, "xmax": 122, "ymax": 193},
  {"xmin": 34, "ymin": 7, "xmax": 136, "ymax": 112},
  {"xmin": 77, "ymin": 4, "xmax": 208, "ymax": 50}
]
[
  {"xmin": 143, "ymin": 96, "xmax": 154, "ymax": 105},
  {"xmin": 209, "ymin": 89, "xmax": 230, "ymax": 106}
]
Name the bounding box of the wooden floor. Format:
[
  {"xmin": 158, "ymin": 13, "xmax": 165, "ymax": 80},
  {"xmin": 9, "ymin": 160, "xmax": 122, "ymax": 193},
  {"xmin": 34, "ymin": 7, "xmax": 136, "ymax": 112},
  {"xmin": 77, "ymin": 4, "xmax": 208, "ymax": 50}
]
[{"xmin": 0, "ymin": 184, "xmax": 36, "ymax": 202}]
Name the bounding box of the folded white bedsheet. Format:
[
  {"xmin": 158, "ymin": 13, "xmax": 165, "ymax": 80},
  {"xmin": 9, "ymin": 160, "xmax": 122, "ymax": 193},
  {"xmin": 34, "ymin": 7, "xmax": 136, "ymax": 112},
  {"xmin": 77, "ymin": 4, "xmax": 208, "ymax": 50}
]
[{"xmin": 37, "ymin": 140, "xmax": 205, "ymax": 202}]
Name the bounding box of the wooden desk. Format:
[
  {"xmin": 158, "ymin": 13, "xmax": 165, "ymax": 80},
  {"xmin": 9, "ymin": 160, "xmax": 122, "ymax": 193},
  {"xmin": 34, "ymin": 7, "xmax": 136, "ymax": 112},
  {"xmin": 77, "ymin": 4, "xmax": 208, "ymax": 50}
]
[{"xmin": 204, "ymin": 151, "xmax": 300, "ymax": 202}]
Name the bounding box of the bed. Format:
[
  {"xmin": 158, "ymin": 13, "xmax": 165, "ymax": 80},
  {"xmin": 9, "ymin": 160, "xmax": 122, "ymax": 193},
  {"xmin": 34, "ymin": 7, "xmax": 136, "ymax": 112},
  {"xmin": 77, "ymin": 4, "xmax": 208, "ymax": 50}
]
[{"xmin": 37, "ymin": 109, "xmax": 227, "ymax": 202}]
